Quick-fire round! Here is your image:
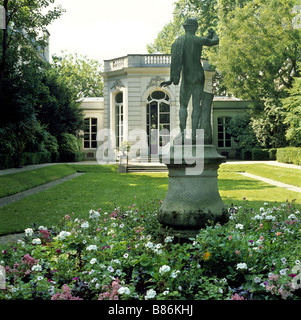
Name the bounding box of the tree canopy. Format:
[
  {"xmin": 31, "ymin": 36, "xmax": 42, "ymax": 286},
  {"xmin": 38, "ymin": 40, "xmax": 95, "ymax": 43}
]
[{"xmin": 52, "ymin": 52, "xmax": 104, "ymax": 98}]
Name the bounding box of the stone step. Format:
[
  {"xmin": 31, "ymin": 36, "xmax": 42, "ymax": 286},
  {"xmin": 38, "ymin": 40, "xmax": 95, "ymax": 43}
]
[{"xmin": 126, "ymin": 164, "xmax": 167, "ymax": 173}]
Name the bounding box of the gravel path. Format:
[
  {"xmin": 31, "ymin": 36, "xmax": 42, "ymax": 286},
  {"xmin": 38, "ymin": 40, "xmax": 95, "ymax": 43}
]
[
  {"xmin": 0, "ymin": 172, "xmax": 84, "ymax": 246},
  {"xmin": 237, "ymin": 172, "xmax": 301, "ymax": 193}
]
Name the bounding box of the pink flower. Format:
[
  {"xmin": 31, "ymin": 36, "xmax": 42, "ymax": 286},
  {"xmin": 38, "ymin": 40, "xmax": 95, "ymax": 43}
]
[{"xmin": 231, "ymin": 293, "xmax": 245, "ymax": 300}]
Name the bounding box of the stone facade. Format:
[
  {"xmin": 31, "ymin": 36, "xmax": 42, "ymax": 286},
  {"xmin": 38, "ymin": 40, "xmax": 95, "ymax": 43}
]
[{"xmin": 80, "ymin": 54, "xmax": 250, "ymax": 160}]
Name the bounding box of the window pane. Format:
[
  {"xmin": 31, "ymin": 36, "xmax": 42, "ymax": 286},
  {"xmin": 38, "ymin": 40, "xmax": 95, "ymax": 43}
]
[
  {"xmin": 218, "ymin": 132, "xmax": 224, "ymax": 140},
  {"xmin": 91, "ymin": 118, "xmax": 97, "ymax": 125},
  {"xmin": 160, "ymin": 114, "xmax": 170, "ymax": 123},
  {"xmin": 115, "ymin": 92, "xmax": 123, "ymax": 103},
  {"xmin": 84, "ymin": 141, "xmax": 90, "ymax": 148},
  {"xmin": 160, "ymin": 102, "xmax": 170, "ymax": 113},
  {"xmin": 151, "ymin": 91, "xmax": 165, "ymax": 100},
  {"xmin": 226, "ymin": 140, "xmax": 231, "ymax": 147},
  {"xmin": 91, "ymin": 134, "xmax": 97, "ymax": 141},
  {"xmin": 91, "ymin": 126, "xmax": 97, "ymax": 133},
  {"xmin": 91, "ymin": 141, "xmax": 97, "ymax": 148},
  {"xmin": 84, "ymin": 134, "xmax": 90, "ymax": 141},
  {"xmin": 218, "ymin": 140, "xmax": 224, "ymax": 147}
]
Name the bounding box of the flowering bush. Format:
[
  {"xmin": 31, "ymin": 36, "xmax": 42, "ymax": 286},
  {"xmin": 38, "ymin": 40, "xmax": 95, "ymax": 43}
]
[{"xmin": 0, "ymin": 200, "xmax": 301, "ymax": 300}]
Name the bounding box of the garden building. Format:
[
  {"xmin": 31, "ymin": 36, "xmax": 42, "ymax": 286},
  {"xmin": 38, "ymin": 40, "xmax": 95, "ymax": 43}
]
[{"xmin": 80, "ymin": 54, "xmax": 250, "ymax": 161}]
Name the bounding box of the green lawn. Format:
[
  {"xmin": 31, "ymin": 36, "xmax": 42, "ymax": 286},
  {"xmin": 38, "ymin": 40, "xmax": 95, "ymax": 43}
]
[
  {"xmin": 0, "ymin": 164, "xmax": 77, "ymax": 197},
  {"xmin": 220, "ymin": 163, "xmax": 301, "ymax": 187},
  {"xmin": 0, "ymin": 164, "xmax": 300, "ymax": 236}
]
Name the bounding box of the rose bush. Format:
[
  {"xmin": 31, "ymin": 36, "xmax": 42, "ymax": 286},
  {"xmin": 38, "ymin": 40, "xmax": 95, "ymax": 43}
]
[{"xmin": 0, "ymin": 200, "xmax": 301, "ymax": 300}]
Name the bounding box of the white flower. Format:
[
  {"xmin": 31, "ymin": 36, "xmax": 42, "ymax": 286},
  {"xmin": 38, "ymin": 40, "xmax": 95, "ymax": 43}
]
[
  {"xmin": 56, "ymin": 231, "xmax": 71, "ymax": 241},
  {"xmin": 288, "ymin": 214, "xmax": 297, "ymax": 220},
  {"xmin": 25, "ymin": 228, "xmax": 33, "ymax": 236},
  {"xmin": 123, "ymin": 253, "xmax": 129, "ymax": 259},
  {"xmin": 164, "ymin": 236, "xmax": 174, "ymax": 243},
  {"xmin": 145, "ymin": 241, "xmax": 154, "ymax": 249},
  {"xmin": 295, "ymin": 260, "xmax": 301, "ymax": 265},
  {"xmin": 74, "ymin": 218, "xmax": 80, "ymax": 223},
  {"xmin": 264, "ymin": 202, "xmax": 269, "ymax": 206},
  {"xmin": 37, "ymin": 276, "xmax": 44, "ymax": 281},
  {"xmin": 118, "ymin": 287, "xmax": 130, "ymax": 295},
  {"xmin": 145, "ymin": 289, "xmax": 156, "ymax": 300},
  {"xmin": 119, "ymin": 224, "xmax": 124, "ymax": 228},
  {"xmin": 281, "ymin": 257, "xmax": 287, "ymax": 265},
  {"xmin": 90, "ymin": 258, "xmax": 97, "ymax": 264},
  {"xmin": 235, "ymin": 224, "xmax": 244, "ymax": 230},
  {"xmin": 81, "ymin": 221, "xmax": 89, "ymax": 228},
  {"xmin": 265, "ymin": 215, "xmax": 276, "ymax": 221},
  {"xmin": 89, "ymin": 210, "xmax": 100, "ymax": 219},
  {"xmin": 254, "ymin": 277, "xmax": 261, "ymax": 283},
  {"xmin": 236, "ymin": 263, "xmax": 248, "ymax": 270},
  {"xmin": 32, "ymin": 238, "xmax": 41, "ymax": 245},
  {"xmin": 107, "ymin": 266, "xmax": 114, "ymax": 272},
  {"xmin": 280, "ymin": 268, "xmax": 288, "ymax": 275},
  {"xmin": 38, "ymin": 226, "xmax": 47, "ymax": 231},
  {"xmin": 260, "ymin": 207, "xmax": 265, "ymax": 212},
  {"xmin": 171, "ymin": 270, "xmax": 180, "ymax": 278},
  {"xmin": 159, "ymin": 265, "xmax": 171, "ymax": 275},
  {"xmin": 32, "ymin": 264, "xmax": 42, "ymax": 271},
  {"xmin": 86, "ymin": 245, "xmax": 97, "ymax": 251},
  {"xmin": 163, "ymin": 290, "xmax": 169, "ymax": 296}
]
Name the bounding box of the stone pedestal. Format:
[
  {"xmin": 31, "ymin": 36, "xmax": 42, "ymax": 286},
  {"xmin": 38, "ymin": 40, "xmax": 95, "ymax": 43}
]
[{"xmin": 158, "ymin": 144, "xmax": 228, "ymax": 240}]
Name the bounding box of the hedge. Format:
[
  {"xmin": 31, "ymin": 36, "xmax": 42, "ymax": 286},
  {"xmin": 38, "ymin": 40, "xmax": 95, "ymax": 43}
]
[
  {"xmin": 251, "ymin": 148, "xmax": 277, "ymax": 161},
  {"xmin": 0, "ymin": 152, "xmax": 52, "ymax": 170},
  {"xmin": 276, "ymin": 147, "xmax": 301, "ymax": 165}
]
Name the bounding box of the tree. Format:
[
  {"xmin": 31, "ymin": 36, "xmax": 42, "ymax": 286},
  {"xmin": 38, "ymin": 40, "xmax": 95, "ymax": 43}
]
[
  {"xmin": 0, "ymin": 0, "xmax": 65, "ymax": 99},
  {"xmin": 210, "ymin": 0, "xmax": 301, "ymax": 106},
  {"xmin": 52, "ymin": 52, "xmax": 104, "ymax": 98},
  {"xmin": 36, "ymin": 66, "xmax": 84, "ymax": 138},
  {"xmin": 281, "ymin": 62, "xmax": 301, "ymax": 146}
]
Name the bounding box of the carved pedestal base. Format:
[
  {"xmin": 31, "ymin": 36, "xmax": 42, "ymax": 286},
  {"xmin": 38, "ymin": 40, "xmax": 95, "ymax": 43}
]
[{"xmin": 158, "ymin": 144, "xmax": 228, "ymax": 240}]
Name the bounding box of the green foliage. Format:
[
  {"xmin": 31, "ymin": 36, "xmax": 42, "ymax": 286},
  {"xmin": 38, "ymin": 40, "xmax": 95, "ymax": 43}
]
[
  {"xmin": 58, "ymin": 133, "xmax": 85, "ymax": 162},
  {"xmin": 52, "ymin": 52, "xmax": 104, "ymax": 98},
  {"xmin": 281, "ymin": 63, "xmax": 301, "ymax": 147},
  {"xmin": 277, "ymin": 147, "xmax": 301, "ymax": 165},
  {"xmin": 251, "ymin": 99, "xmax": 288, "ymax": 148},
  {"xmin": 36, "ymin": 67, "xmax": 84, "ymax": 138},
  {"xmin": 211, "ymin": 0, "xmax": 301, "ymax": 103},
  {"xmin": 227, "ymin": 114, "xmax": 259, "ymax": 154},
  {"xmin": 0, "ymin": 201, "xmax": 301, "ymax": 300}
]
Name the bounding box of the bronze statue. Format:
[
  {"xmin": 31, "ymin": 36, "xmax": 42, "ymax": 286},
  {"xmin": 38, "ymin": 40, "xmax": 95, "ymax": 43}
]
[{"xmin": 160, "ymin": 18, "xmax": 219, "ymax": 143}]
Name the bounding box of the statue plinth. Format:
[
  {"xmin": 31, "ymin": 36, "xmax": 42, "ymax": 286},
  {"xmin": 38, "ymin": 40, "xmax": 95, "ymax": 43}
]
[{"xmin": 158, "ymin": 144, "xmax": 229, "ymax": 240}]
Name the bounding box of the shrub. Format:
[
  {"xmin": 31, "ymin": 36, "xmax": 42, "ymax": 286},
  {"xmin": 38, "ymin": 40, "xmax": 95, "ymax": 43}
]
[
  {"xmin": 58, "ymin": 133, "xmax": 85, "ymax": 162},
  {"xmin": 277, "ymin": 147, "xmax": 301, "ymax": 165}
]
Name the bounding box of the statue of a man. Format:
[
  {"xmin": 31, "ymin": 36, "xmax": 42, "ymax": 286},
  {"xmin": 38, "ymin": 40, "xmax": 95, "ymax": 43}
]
[{"xmin": 160, "ymin": 18, "xmax": 219, "ymax": 143}]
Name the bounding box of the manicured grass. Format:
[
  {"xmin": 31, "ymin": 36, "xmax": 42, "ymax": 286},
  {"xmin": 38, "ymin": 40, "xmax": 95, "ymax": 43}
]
[
  {"xmin": 0, "ymin": 164, "xmax": 300, "ymax": 236},
  {"xmin": 220, "ymin": 163, "xmax": 301, "ymax": 187},
  {"xmin": 0, "ymin": 164, "xmax": 77, "ymax": 197}
]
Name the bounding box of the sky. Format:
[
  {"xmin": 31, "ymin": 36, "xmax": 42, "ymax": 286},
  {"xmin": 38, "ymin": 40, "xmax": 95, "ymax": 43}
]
[{"xmin": 47, "ymin": 0, "xmax": 176, "ymax": 63}]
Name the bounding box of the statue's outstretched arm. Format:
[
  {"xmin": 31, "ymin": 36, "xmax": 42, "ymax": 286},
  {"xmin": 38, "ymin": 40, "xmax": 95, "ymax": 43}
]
[{"xmin": 202, "ymin": 28, "xmax": 219, "ymax": 46}]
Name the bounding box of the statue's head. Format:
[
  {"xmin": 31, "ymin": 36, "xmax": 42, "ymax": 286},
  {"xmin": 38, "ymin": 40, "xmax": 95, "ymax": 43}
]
[{"xmin": 183, "ymin": 18, "xmax": 198, "ymax": 33}]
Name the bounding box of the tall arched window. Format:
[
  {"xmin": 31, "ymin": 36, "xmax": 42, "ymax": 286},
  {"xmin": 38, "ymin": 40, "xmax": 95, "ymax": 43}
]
[
  {"xmin": 115, "ymin": 92, "xmax": 123, "ymax": 148},
  {"xmin": 84, "ymin": 118, "xmax": 97, "ymax": 149},
  {"xmin": 146, "ymin": 91, "xmax": 170, "ymax": 154}
]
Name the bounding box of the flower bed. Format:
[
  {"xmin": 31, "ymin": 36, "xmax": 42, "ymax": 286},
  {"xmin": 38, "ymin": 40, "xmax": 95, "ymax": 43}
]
[{"xmin": 1, "ymin": 200, "xmax": 301, "ymax": 300}]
